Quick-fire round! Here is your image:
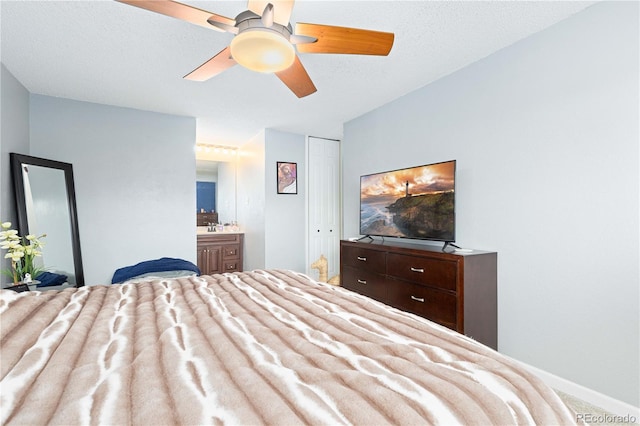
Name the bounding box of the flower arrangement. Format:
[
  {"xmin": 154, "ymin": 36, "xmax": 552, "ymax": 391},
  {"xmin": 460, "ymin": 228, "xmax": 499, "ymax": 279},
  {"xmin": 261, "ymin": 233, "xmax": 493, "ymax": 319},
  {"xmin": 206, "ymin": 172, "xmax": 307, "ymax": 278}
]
[{"xmin": 1, "ymin": 222, "xmax": 46, "ymax": 284}]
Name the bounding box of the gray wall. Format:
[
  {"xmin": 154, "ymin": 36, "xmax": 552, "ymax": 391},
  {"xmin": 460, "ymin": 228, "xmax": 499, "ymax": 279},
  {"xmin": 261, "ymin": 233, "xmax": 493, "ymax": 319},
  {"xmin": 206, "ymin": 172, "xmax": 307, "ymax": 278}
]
[
  {"xmin": 0, "ymin": 64, "xmax": 30, "ymax": 286},
  {"xmin": 342, "ymin": 2, "xmax": 638, "ymax": 405},
  {"xmin": 29, "ymin": 95, "xmax": 196, "ymax": 284}
]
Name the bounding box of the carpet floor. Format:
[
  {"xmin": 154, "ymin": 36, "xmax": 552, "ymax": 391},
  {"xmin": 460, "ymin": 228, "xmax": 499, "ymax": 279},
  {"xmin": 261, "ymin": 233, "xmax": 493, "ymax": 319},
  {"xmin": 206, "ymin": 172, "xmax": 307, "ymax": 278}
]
[{"xmin": 557, "ymin": 390, "xmax": 639, "ymax": 426}]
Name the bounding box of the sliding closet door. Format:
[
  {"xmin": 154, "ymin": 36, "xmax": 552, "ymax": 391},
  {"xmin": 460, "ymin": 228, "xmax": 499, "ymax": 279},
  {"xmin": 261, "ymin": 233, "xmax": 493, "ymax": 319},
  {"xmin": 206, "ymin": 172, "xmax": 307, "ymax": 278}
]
[{"xmin": 307, "ymin": 136, "xmax": 340, "ymax": 281}]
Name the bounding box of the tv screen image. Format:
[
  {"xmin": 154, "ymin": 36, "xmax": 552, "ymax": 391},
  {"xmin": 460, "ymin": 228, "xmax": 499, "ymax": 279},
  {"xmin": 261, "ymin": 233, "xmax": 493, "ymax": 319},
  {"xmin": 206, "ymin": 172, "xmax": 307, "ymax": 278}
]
[{"xmin": 360, "ymin": 160, "xmax": 456, "ymax": 242}]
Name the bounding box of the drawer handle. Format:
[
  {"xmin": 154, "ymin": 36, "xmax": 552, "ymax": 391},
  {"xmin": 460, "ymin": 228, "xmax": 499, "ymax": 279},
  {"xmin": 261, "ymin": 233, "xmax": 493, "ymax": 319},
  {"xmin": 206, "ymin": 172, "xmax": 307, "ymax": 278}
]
[
  {"xmin": 357, "ymin": 256, "xmax": 367, "ymax": 261},
  {"xmin": 357, "ymin": 279, "xmax": 367, "ymax": 285},
  {"xmin": 410, "ymin": 296, "xmax": 425, "ymax": 303},
  {"xmin": 410, "ymin": 267, "xmax": 424, "ymax": 273}
]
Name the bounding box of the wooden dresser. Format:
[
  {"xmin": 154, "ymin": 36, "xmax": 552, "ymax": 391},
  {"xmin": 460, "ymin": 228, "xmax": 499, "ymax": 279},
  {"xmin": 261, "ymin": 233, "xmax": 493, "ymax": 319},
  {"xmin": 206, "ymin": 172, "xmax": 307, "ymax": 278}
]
[
  {"xmin": 340, "ymin": 239, "xmax": 497, "ymax": 349},
  {"xmin": 197, "ymin": 233, "xmax": 243, "ymax": 275}
]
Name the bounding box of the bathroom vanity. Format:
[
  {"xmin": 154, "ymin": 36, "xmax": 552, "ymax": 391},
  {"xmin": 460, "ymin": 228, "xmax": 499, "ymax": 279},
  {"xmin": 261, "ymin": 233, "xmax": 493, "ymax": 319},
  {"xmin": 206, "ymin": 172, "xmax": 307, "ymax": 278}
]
[{"xmin": 196, "ymin": 231, "xmax": 244, "ymax": 275}]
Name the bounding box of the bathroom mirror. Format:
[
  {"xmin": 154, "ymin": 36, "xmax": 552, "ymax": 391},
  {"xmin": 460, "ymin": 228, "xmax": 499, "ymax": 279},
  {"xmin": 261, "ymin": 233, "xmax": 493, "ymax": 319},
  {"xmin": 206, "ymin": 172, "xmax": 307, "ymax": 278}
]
[
  {"xmin": 196, "ymin": 154, "xmax": 237, "ymax": 225},
  {"xmin": 10, "ymin": 153, "xmax": 84, "ymax": 287}
]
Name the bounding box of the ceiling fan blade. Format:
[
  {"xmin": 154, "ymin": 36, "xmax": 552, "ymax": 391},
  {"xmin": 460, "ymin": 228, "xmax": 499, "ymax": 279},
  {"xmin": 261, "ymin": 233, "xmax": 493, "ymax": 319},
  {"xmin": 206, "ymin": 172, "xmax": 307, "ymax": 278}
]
[
  {"xmin": 275, "ymin": 55, "xmax": 317, "ymax": 98},
  {"xmin": 184, "ymin": 47, "xmax": 236, "ymax": 81},
  {"xmin": 247, "ymin": 0, "xmax": 295, "ymax": 26},
  {"xmin": 116, "ymin": 0, "xmax": 235, "ymax": 30},
  {"xmin": 295, "ymin": 23, "xmax": 394, "ymax": 56}
]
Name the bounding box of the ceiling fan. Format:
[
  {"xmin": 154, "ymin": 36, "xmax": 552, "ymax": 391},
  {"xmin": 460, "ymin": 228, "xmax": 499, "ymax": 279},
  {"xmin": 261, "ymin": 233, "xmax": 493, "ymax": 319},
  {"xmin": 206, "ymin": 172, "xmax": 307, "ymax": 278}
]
[{"xmin": 116, "ymin": 0, "xmax": 395, "ymax": 98}]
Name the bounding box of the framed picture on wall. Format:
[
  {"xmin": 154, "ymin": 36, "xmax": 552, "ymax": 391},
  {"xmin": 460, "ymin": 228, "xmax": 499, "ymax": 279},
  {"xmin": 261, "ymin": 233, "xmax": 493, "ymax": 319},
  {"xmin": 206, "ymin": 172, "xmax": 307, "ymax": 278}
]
[{"xmin": 277, "ymin": 162, "xmax": 297, "ymax": 194}]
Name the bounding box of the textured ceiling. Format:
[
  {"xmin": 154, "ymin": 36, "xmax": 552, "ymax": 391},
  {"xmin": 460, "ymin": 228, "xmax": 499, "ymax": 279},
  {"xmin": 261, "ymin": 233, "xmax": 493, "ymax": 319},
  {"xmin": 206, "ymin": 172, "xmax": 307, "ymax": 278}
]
[{"xmin": 1, "ymin": 0, "xmax": 595, "ymax": 146}]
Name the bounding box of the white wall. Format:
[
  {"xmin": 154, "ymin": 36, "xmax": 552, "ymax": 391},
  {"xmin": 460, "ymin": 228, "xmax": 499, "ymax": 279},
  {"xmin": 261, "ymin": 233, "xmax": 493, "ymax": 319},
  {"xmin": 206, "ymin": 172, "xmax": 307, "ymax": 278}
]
[
  {"xmin": 264, "ymin": 129, "xmax": 306, "ymax": 271},
  {"xmin": 0, "ymin": 64, "xmax": 30, "ymax": 286},
  {"xmin": 236, "ymin": 128, "xmax": 307, "ymax": 272},
  {"xmin": 29, "ymin": 95, "xmax": 197, "ymax": 284},
  {"xmin": 196, "ymin": 169, "xmax": 217, "ymax": 182},
  {"xmin": 342, "ymin": 2, "xmax": 638, "ymax": 406},
  {"xmin": 236, "ymin": 131, "xmax": 266, "ymax": 271},
  {"xmin": 216, "ymin": 161, "xmax": 237, "ymax": 223}
]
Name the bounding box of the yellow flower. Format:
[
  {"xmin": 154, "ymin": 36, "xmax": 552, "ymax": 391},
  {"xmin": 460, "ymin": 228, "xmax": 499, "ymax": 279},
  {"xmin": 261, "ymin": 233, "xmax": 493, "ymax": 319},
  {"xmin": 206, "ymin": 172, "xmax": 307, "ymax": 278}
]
[
  {"xmin": 1, "ymin": 240, "xmax": 21, "ymax": 250},
  {"xmin": 5, "ymin": 251, "xmax": 24, "ymax": 261},
  {"xmin": 0, "ymin": 220, "xmax": 46, "ymax": 283},
  {"xmin": 0, "ymin": 229, "xmax": 18, "ymax": 240}
]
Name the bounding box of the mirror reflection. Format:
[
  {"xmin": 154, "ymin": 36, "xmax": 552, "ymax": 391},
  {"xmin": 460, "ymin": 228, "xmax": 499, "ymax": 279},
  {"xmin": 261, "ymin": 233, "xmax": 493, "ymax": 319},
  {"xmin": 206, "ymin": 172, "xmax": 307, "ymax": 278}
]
[
  {"xmin": 195, "ymin": 145, "xmax": 237, "ymax": 228},
  {"xmin": 22, "ymin": 165, "xmax": 75, "ymax": 281},
  {"xmin": 10, "ymin": 153, "xmax": 84, "ymax": 289}
]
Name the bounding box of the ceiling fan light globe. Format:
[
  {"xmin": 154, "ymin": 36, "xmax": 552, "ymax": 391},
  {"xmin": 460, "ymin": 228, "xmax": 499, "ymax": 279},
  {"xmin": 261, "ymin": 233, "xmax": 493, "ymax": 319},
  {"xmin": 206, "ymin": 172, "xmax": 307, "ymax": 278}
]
[{"xmin": 230, "ymin": 30, "xmax": 295, "ymax": 73}]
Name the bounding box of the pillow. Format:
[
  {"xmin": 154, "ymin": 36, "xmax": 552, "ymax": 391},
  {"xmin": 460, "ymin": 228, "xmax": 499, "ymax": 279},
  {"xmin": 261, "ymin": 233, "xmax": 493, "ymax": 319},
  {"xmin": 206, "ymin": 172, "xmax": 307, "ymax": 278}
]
[
  {"xmin": 36, "ymin": 271, "xmax": 69, "ymax": 287},
  {"xmin": 111, "ymin": 257, "xmax": 200, "ymax": 284}
]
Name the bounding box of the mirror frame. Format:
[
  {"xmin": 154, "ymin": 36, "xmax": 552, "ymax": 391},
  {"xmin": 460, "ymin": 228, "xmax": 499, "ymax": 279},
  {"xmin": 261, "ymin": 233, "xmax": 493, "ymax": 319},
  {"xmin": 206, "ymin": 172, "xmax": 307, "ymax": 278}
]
[{"xmin": 10, "ymin": 153, "xmax": 85, "ymax": 287}]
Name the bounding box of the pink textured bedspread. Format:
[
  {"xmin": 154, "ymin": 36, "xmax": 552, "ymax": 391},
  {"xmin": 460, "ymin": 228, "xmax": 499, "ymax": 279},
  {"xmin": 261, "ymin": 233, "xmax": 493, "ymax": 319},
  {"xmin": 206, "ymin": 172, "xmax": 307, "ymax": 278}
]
[{"xmin": 0, "ymin": 269, "xmax": 576, "ymax": 425}]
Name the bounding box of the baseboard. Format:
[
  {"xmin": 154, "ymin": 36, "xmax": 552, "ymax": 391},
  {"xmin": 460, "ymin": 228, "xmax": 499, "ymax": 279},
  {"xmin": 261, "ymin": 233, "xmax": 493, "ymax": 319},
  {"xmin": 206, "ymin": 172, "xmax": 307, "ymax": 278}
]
[{"xmin": 518, "ymin": 360, "xmax": 640, "ymax": 419}]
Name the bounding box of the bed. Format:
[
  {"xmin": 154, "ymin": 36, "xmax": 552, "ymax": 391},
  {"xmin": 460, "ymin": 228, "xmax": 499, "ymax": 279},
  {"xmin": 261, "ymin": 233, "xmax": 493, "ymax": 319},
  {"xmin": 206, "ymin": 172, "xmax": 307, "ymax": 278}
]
[{"xmin": 0, "ymin": 269, "xmax": 578, "ymax": 425}]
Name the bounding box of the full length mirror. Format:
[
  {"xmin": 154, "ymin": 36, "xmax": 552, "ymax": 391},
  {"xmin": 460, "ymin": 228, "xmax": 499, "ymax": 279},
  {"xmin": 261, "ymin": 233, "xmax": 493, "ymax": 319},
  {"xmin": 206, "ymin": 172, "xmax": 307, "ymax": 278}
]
[{"xmin": 10, "ymin": 153, "xmax": 84, "ymax": 288}]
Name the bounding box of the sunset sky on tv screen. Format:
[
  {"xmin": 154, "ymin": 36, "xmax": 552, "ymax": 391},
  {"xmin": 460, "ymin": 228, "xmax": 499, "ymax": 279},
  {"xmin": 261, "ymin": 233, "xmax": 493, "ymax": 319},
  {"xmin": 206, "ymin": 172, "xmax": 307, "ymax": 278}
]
[{"xmin": 361, "ymin": 161, "xmax": 455, "ymax": 202}]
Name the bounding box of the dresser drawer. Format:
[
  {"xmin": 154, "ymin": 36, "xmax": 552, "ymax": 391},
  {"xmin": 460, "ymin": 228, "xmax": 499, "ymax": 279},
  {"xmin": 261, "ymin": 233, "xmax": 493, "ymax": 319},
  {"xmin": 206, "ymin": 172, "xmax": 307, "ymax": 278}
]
[
  {"xmin": 341, "ymin": 245, "xmax": 386, "ymax": 274},
  {"xmin": 223, "ymin": 261, "xmax": 240, "ymax": 272},
  {"xmin": 223, "ymin": 245, "xmax": 240, "ymax": 259},
  {"xmin": 387, "ymin": 253, "xmax": 457, "ymax": 291},
  {"xmin": 342, "ymin": 265, "xmax": 387, "ymax": 302},
  {"xmin": 388, "ymin": 279, "xmax": 457, "ymax": 329}
]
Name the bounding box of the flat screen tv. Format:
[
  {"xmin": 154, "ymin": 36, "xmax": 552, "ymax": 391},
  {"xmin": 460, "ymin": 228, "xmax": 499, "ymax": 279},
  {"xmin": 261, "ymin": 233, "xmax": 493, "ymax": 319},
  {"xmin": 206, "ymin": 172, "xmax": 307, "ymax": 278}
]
[{"xmin": 359, "ymin": 160, "xmax": 456, "ymax": 242}]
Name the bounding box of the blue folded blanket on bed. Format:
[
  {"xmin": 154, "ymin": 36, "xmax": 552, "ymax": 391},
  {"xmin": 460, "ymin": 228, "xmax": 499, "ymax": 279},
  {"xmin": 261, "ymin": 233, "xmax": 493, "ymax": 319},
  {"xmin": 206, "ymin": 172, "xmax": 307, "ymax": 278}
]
[
  {"xmin": 111, "ymin": 257, "xmax": 201, "ymax": 284},
  {"xmin": 36, "ymin": 271, "xmax": 69, "ymax": 287}
]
